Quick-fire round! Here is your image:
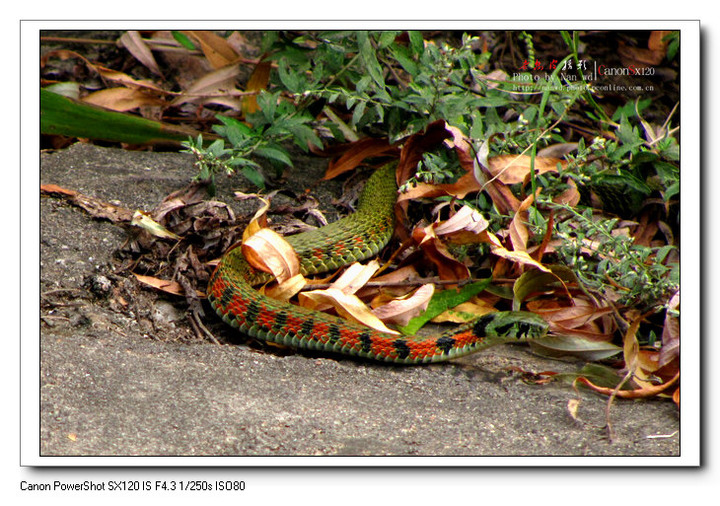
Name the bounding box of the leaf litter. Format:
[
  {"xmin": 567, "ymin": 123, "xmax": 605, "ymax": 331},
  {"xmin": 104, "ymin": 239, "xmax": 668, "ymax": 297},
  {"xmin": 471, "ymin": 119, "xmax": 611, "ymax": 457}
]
[{"xmin": 40, "ymin": 30, "xmax": 680, "ymax": 410}]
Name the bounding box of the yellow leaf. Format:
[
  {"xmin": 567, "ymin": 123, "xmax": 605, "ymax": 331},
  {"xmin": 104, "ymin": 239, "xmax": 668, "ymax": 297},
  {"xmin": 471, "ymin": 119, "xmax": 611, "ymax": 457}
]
[
  {"xmin": 490, "ymin": 245, "xmax": 551, "ymax": 272},
  {"xmin": 299, "ymin": 288, "xmax": 400, "ymax": 335},
  {"xmin": 130, "ymin": 211, "xmax": 181, "ymax": 240}
]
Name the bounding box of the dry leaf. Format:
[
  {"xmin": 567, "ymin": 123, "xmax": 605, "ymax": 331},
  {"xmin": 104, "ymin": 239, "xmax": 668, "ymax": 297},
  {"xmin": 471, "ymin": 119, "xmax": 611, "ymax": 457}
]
[
  {"xmin": 323, "ymin": 138, "xmax": 399, "ymax": 180},
  {"xmin": 567, "ymin": 398, "xmax": 581, "ymax": 421},
  {"xmin": 431, "ymin": 298, "xmax": 496, "ymax": 324},
  {"xmin": 241, "ymin": 195, "xmax": 271, "ymax": 241},
  {"xmin": 83, "ymin": 87, "xmax": 164, "ymax": 112},
  {"xmin": 171, "ymin": 63, "xmax": 243, "ymax": 109},
  {"xmin": 242, "ymin": 61, "xmax": 271, "ymax": 115},
  {"xmin": 330, "ymin": 260, "xmax": 381, "ymax": 294},
  {"xmin": 132, "ymin": 273, "xmax": 192, "ymax": 297},
  {"xmin": 298, "ymin": 288, "xmax": 400, "ymax": 335},
  {"xmin": 489, "ymin": 241, "xmax": 550, "ymax": 272},
  {"xmin": 508, "ymin": 189, "xmax": 540, "ymax": 252},
  {"xmin": 131, "ymin": 211, "xmax": 181, "ymax": 240},
  {"xmin": 371, "ymin": 284, "xmax": 435, "ymax": 326},
  {"xmin": 433, "ymin": 204, "xmax": 489, "ymax": 239},
  {"xmin": 412, "ymin": 225, "xmax": 470, "ymax": 281},
  {"xmin": 119, "ymin": 31, "xmax": 164, "ymax": 77},
  {"xmin": 41, "ymin": 184, "xmax": 134, "ymax": 223},
  {"xmin": 264, "ymin": 273, "xmax": 306, "ymax": 302},
  {"xmin": 487, "ymin": 154, "xmax": 565, "ymax": 185},
  {"xmin": 242, "ymin": 228, "xmax": 299, "ymax": 284},
  {"xmin": 185, "ymin": 30, "xmax": 239, "ymax": 68}
]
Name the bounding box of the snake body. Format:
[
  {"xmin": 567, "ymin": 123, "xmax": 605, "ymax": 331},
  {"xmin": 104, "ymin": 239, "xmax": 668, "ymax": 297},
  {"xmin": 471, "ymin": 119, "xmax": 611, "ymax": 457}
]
[{"xmin": 208, "ymin": 162, "xmax": 548, "ymax": 364}]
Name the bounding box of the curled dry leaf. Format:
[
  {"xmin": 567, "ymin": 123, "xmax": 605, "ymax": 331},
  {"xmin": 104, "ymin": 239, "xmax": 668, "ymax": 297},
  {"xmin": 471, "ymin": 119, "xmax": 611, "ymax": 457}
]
[
  {"xmin": 330, "ymin": 260, "xmax": 381, "ymax": 294},
  {"xmin": 241, "ymin": 195, "xmax": 271, "ymax": 241},
  {"xmin": 508, "ymin": 189, "xmax": 540, "ymax": 253},
  {"xmin": 371, "ymin": 284, "xmax": 435, "ymax": 327},
  {"xmin": 412, "ymin": 224, "xmax": 470, "ymax": 282},
  {"xmin": 264, "ymin": 273, "xmax": 306, "ymax": 302},
  {"xmin": 242, "ymin": 228, "xmax": 299, "ymax": 284},
  {"xmin": 301, "ymin": 261, "xmax": 381, "ymax": 312},
  {"xmin": 529, "ymin": 300, "xmax": 615, "ymax": 341},
  {"xmin": 433, "ymin": 204, "xmax": 489, "ymax": 239},
  {"xmin": 489, "ymin": 244, "xmax": 551, "ymax": 273}
]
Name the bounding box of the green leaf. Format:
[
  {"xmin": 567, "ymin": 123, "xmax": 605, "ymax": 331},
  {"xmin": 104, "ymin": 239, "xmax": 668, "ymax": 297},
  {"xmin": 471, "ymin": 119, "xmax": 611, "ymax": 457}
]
[
  {"xmin": 356, "ymin": 31, "xmax": 386, "ymax": 90},
  {"xmin": 286, "ymin": 122, "xmax": 323, "ymax": 151},
  {"xmin": 616, "ymin": 115, "xmax": 644, "ymax": 149},
  {"xmin": 611, "ymin": 98, "xmax": 652, "ymax": 121},
  {"xmin": 351, "ymin": 100, "xmax": 367, "ymax": 127},
  {"xmin": 41, "ymin": 88, "xmax": 202, "ymax": 145},
  {"xmin": 398, "ymin": 279, "xmax": 491, "ymax": 335},
  {"xmin": 407, "ymin": 31, "xmax": 424, "ymax": 56},
  {"xmin": 240, "ymin": 166, "xmax": 266, "ymax": 188},
  {"xmin": 390, "ymin": 44, "xmax": 418, "ymax": 75},
  {"xmin": 254, "ymin": 145, "xmax": 293, "ymax": 167},
  {"xmin": 277, "ymin": 59, "xmax": 302, "ymax": 93},
  {"xmin": 171, "ymin": 31, "xmax": 196, "ymax": 50},
  {"xmin": 376, "ymin": 31, "xmax": 399, "ymax": 49}
]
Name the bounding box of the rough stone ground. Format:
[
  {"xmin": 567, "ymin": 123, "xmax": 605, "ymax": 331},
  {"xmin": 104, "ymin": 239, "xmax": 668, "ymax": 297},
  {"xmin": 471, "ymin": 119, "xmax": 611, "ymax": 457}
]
[{"xmin": 38, "ymin": 143, "xmax": 680, "ymax": 458}]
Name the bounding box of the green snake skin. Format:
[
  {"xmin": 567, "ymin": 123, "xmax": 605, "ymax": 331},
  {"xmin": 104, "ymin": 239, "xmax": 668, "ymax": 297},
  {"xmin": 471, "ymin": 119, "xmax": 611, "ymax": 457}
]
[{"xmin": 207, "ymin": 162, "xmax": 548, "ymax": 364}]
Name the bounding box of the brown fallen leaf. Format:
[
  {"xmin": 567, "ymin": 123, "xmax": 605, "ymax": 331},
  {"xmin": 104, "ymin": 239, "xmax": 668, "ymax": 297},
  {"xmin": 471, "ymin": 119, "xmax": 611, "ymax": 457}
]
[
  {"xmin": 83, "ymin": 87, "xmax": 165, "ymax": 113},
  {"xmin": 41, "ymin": 184, "xmax": 134, "ymax": 223},
  {"xmin": 411, "ymin": 224, "xmax": 470, "ymax": 282},
  {"xmin": 132, "ymin": 273, "xmax": 206, "ymax": 297},
  {"xmin": 323, "ymin": 137, "xmax": 399, "ymax": 180},
  {"xmin": 508, "ymin": 189, "xmax": 540, "ymax": 253},
  {"xmin": 184, "ymin": 30, "xmax": 239, "ymax": 68},
  {"xmin": 171, "ymin": 63, "xmax": 244, "ymax": 109},
  {"xmin": 119, "ymin": 31, "xmax": 164, "ymax": 77},
  {"xmin": 486, "ymin": 154, "xmax": 565, "ymax": 185}
]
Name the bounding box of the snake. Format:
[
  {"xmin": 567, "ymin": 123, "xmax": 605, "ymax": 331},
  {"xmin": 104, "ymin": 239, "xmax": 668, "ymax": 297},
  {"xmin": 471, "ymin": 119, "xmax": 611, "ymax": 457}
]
[{"xmin": 207, "ymin": 161, "xmax": 549, "ymax": 364}]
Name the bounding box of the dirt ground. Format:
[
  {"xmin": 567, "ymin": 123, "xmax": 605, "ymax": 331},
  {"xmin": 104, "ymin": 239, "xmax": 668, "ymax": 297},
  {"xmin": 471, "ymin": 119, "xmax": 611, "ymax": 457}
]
[{"xmin": 38, "ymin": 142, "xmax": 680, "ymax": 458}]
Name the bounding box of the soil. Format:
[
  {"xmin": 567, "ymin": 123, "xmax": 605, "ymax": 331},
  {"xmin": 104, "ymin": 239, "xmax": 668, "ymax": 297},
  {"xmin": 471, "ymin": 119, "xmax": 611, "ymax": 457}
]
[{"xmin": 38, "ymin": 142, "xmax": 680, "ymax": 458}]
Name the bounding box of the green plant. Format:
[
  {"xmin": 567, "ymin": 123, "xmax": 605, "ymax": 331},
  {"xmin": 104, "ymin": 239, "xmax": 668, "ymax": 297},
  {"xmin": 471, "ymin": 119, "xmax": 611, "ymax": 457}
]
[
  {"xmin": 181, "ymin": 91, "xmax": 323, "ymax": 190},
  {"xmin": 551, "ymin": 204, "xmax": 679, "ymax": 311},
  {"xmin": 185, "ymin": 31, "xmax": 571, "ymax": 189}
]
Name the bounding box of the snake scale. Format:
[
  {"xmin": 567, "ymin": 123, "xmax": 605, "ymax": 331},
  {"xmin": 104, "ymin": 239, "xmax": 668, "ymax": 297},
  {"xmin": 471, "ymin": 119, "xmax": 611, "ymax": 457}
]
[{"xmin": 207, "ymin": 162, "xmax": 549, "ymax": 364}]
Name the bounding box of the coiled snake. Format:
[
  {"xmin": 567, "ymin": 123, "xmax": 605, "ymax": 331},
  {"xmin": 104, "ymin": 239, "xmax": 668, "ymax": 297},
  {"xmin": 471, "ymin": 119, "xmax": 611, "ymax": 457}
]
[{"xmin": 207, "ymin": 162, "xmax": 548, "ymax": 364}]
